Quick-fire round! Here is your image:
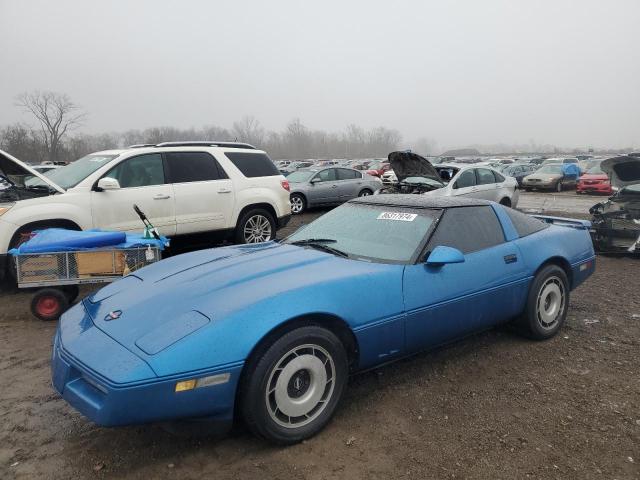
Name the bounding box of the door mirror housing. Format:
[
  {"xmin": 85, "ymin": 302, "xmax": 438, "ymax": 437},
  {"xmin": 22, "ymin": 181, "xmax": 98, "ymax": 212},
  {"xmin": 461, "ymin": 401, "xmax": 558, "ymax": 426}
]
[
  {"xmin": 425, "ymin": 246, "xmax": 465, "ymax": 266},
  {"xmin": 310, "ymin": 177, "xmax": 320, "ymax": 184},
  {"xmin": 96, "ymin": 177, "xmax": 121, "ymax": 191}
]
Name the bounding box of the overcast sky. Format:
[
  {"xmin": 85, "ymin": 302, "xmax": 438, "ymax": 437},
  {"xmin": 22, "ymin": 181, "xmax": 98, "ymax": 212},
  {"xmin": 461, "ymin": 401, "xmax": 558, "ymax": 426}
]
[{"xmin": 1, "ymin": 0, "xmax": 639, "ymax": 150}]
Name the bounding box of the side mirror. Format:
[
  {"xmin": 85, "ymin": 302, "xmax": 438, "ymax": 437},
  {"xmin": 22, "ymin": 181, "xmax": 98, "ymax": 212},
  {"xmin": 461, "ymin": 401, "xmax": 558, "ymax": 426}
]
[
  {"xmin": 310, "ymin": 177, "xmax": 320, "ymax": 184},
  {"xmin": 426, "ymin": 246, "xmax": 465, "ymax": 266},
  {"xmin": 96, "ymin": 177, "xmax": 121, "ymax": 191}
]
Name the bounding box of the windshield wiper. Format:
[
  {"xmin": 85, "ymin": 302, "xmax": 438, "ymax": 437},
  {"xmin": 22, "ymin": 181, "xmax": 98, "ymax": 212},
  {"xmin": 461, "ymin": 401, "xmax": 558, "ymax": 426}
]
[{"xmin": 289, "ymin": 238, "xmax": 349, "ymax": 258}]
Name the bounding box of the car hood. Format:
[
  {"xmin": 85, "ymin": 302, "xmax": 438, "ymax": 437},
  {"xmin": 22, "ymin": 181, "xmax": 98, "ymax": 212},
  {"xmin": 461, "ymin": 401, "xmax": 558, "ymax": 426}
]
[
  {"xmin": 579, "ymin": 173, "xmax": 608, "ymax": 181},
  {"xmin": 82, "ymin": 242, "xmax": 387, "ymax": 375},
  {"xmin": 601, "ymin": 156, "xmax": 640, "ymax": 188},
  {"xmin": 388, "ymin": 151, "xmax": 441, "ymax": 183},
  {"xmin": 0, "ymin": 149, "xmax": 65, "ymax": 193}
]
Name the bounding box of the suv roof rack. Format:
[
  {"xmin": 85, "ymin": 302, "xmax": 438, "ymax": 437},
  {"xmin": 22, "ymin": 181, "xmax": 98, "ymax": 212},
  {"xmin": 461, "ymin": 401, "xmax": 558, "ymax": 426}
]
[
  {"xmin": 154, "ymin": 141, "xmax": 256, "ymax": 149},
  {"xmin": 127, "ymin": 144, "xmax": 155, "ymax": 148}
]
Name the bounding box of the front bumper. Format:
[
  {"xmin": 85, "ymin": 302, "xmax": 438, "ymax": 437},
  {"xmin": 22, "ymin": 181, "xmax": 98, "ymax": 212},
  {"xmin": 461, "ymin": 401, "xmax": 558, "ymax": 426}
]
[
  {"xmin": 51, "ymin": 310, "xmax": 242, "ymax": 428},
  {"xmin": 523, "ymin": 181, "xmax": 556, "ymax": 190},
  {"xmin": 577, "ymin": 183, "xmax": 612, "ymax": 194},
  {"xmin": 277, "ymin": 213, "xmax": 292, "ymax": 228}
]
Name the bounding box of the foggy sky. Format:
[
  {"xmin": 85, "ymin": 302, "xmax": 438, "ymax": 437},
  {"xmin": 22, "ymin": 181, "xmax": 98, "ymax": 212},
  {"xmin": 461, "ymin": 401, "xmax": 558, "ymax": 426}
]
[{"xmin": 1, "ymin": 0, "xmax": 639, "ymax": 150}]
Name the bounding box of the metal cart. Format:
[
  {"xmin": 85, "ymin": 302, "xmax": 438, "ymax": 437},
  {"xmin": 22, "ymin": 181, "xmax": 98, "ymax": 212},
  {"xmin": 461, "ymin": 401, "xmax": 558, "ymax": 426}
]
[{"xmin": 14, "ymin": 245, "xmax": 162, "ymax": 321}]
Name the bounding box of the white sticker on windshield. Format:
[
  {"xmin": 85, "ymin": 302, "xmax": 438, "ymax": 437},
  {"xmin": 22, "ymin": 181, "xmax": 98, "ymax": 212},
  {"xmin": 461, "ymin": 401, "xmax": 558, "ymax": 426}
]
[{"xmin": 377, "ymin": 212, "xmax": 417, "ymax": 222}]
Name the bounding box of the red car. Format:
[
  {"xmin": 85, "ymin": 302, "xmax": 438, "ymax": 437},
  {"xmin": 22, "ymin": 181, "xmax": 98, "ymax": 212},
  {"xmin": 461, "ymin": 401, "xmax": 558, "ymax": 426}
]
[
  {"xmin": 577, "ymin": 165, "xmax": 613, "ymax": 195},
  {"xmin": 366, "ymin": 161, "xmax": 391, "ymax": 177}
]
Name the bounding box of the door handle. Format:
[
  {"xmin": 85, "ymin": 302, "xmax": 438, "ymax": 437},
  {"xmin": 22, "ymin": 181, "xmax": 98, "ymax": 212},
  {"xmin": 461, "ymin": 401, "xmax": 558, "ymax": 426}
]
[
  {"xmin": 153, "ymin": 194, "xmax": 170, "ymax": 200},
  {"xmin": 218, "ymin": 188, "xmax": 232, "ymax": 193},
  {"xmin": 504, "ymin": 254, "xmax": 518, "ymax": 264}
]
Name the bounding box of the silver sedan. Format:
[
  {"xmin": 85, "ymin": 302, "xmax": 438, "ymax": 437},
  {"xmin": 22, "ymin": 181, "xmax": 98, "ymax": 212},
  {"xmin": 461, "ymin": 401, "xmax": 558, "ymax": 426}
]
[{"xmin": 287, "ymin": 167, "xmax": 382, "ymax": 214}]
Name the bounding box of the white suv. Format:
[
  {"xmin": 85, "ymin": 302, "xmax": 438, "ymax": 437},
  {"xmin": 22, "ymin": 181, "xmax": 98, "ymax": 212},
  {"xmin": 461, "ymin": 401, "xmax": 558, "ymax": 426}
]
[{"xmin": 0, "ymin": 142, "xmax": 292, "ymax": 280}]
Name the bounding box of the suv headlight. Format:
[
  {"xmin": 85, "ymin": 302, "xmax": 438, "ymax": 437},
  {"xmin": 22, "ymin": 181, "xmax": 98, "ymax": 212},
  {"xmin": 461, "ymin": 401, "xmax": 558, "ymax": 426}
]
[{"xmin": 0, "ymin": 203, "xmax": 14, "ymax": 217}]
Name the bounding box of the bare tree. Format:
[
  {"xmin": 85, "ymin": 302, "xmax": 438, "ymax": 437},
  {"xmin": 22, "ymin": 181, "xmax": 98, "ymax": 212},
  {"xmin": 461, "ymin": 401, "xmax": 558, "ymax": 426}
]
[
  {"xmin": 232, "ymin": 115, "xmax": 265, "ymax": 147},
  {"xmin": 15, "ymin": 91, "xmax": 86, "ymax": 163}
]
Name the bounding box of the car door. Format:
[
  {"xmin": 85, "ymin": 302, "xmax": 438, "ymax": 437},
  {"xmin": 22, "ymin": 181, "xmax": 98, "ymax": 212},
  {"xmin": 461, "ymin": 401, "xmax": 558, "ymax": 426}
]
[
  {"xmin": 403, "ymin": 206, "xmax": 528, "ymax": 352},
  {"xmin": 449, "ymin": 169, "xmax": 478, "ymax": 198},
  {"xmin": 90, "ymin": 153, "xmax": 177, "ymax": 235},
  {"xmin": 164, "ymin": 151, "xmax": 234, "ymax": 235},
  {"xmin": 336, "ymin": 168, "xmax": 363, "ymax": 201},
  {"xmin": 474, "ymin": 168, "xmax": 501, "ymax": 201},
  {"xmin": 307, "ymin": 168, "xmax": 339, "ymax": 204}
]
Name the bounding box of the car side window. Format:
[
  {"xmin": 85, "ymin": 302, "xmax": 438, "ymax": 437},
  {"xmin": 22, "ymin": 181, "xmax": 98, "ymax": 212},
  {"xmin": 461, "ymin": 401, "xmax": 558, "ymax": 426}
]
[
  {"xmin": 314, "ymin": 169, "xmax": 337, "ymax": 182},
  {"xmin": 454, "ymin": 169, "xmax": 476, "ymax": 188},
  {"xmin": 426, "ymin": 206, "xmax": 505, "ymax": 255},
  {"xmin": 164, "ymin": 152, "xmax": 228, "ymax": 183},
  {"xmin": 337, "ymin": 168, "xmax": 360, "ymax": 180},
  {"xmin": 477, "ymin": 168, "xmax": 496, "ymax": 185},
  {"xmin": 107, "ymin": 154, "xmax": 165, "ymax": 188},
  {"xmin": 493, "ymin": 171, "xmax": 506, "ymax": 182}
]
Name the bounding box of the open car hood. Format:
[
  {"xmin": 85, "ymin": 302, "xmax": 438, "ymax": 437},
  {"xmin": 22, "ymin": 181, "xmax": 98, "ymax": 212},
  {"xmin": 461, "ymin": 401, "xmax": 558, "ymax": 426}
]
[
  {"xmin": 0, "ymin": 149, "xmax": 65, "ymax": 193},
  {"xmin": 601, "ymin": 156, "xmax": 640, "ymax": 189},
  {"xmin": 388, "ymin": 151, "xmax": 441, "ymax": 183}
]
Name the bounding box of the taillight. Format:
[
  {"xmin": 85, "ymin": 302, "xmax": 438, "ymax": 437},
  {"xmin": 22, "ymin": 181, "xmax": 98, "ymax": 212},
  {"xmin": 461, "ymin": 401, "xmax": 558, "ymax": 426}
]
[{"xmin": 281, "ymin": 179, "xmax": 290, "ymax": 192}]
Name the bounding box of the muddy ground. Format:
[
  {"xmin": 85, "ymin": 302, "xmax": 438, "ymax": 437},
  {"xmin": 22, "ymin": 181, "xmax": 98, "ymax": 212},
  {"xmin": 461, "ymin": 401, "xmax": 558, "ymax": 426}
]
[{"xmin": 1, "ymin": 192, "xmax": 639, "ymax": 479}]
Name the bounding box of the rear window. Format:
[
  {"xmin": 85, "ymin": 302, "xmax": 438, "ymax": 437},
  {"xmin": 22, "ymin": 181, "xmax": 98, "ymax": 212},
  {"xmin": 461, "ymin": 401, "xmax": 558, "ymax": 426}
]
[
  {"xmin": 503, "ymin": 207, "xmax": 549, "ymax": 238},
  {"xmin": 427, "ymin": 206, "xmax": 505, "ymax": 254},
  {"xmin": 225, "ymin": 152, "xmax": 280, "ymax": 177},
  {"xmin": 164, "ymin": 152, "xmax": 228, "ymax": 183}
]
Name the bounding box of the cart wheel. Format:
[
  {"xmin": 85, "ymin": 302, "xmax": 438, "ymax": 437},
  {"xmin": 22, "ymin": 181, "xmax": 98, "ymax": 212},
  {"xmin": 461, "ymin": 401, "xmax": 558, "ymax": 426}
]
[
  {"xmin": 62, "ymin": 285, "xmax": 80, "ymax": 303},
  {"xmin": 30, "ymin": 289, "xmax": 69, "ymax": 321}
]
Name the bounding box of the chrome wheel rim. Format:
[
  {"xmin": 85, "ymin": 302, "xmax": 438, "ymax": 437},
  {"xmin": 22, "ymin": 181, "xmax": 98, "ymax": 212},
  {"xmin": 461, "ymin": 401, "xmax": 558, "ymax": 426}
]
[
  {"xmin": 291, "ymin": 196, "xmax": 304, "ymax": 214},
  {"xmin": 244, "ymin": 215, "xmax": 272, "ymax": 243},
  {"xmin": 359, "ymin": 190, "xmax": 371, "ymax": 197},
  {"xmin": 536, "ymin": 276, "xmax": 565, "ymax": 330},
  {"xmin": 266, "ymin": 344, "xmax": 335, "ymax": 429}
]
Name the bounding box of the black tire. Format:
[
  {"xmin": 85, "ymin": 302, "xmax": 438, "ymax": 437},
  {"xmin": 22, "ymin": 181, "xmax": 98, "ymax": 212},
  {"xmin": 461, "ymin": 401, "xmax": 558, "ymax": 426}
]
[
  {"xmin": 516, "ymin": 264, "xmax": 569, "ymax": 340},
  {"xmin": 234, "ymin": 209, "xmax": 276, "ymax": 244},
  {"xmin": 358, "ymin": 189, "xmax": 373, "ymax": 197},
  {"xmin": 290, "ymin": 193, "xmax": 306, "ymax": 215},
  {"xmin": 240, "ymin": 326, "xmax": 348, "ymax": 445},
  {"xmin": 499, "ymin": 197, "xmax": 511, "ymax": 207},
  {"xmin": 556, "ymin": 181, "xmax": 563, "ymax": 192},
  {"xmin": 62, "ymin": 285, "xmax": 80, "ymax": 303},
  {"xmin": 30, "ymin": 288, "xmax": 69, "ymax": 321}
]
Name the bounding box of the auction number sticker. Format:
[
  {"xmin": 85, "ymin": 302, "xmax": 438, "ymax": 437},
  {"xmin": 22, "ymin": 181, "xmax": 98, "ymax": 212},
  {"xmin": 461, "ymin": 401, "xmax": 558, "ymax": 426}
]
[{"xmin": 377, "ymin": 212, "xmax": 417, "ymax": 221}]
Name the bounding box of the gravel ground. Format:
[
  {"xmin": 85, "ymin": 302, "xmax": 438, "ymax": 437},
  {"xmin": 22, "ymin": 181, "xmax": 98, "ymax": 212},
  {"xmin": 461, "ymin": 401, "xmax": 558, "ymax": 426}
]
[{"xmin": 1, "ymin": 192, "xmax": 639, "ymax": 479}]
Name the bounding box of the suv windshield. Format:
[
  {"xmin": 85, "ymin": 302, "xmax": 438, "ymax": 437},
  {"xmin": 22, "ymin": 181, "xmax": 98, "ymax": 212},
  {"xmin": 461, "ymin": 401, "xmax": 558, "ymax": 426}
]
[
  {"xmin": 284, "ymin": 203, "xmax": 441, "ymax": 263},
  {"xmin": 37, "ymin": 153, "xmax": 119, "ymax": 190}
]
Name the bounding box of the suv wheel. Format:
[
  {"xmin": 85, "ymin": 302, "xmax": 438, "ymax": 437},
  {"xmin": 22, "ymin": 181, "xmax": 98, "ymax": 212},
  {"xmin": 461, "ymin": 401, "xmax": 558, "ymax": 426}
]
[{"xmin": 235, "ymin": 209, "xmax": 276, "ymax": 244}]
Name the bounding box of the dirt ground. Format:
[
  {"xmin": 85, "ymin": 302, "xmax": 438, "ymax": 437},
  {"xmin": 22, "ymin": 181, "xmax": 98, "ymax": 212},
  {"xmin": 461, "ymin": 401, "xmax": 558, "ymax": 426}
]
[{"xmin": 1, "ymin": 193, "xmax": 639, "ymax": 479}]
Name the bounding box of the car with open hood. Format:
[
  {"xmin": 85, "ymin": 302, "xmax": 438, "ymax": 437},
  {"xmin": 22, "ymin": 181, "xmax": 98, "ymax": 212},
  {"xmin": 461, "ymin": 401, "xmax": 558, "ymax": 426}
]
[
  {"xmin": 0, "ymin": 144, "xmax": 292, "ymax": 280},
  {"xmin": 589, "ymin": 155, "xmax": 640, "ymax": 254},
  {"xmin": 52, "ymin": 195, "xmax": 595, "ymax": 444},
  {"xmin": 378, "ymin": 152, "xmax": 519, "ymax": 207}
]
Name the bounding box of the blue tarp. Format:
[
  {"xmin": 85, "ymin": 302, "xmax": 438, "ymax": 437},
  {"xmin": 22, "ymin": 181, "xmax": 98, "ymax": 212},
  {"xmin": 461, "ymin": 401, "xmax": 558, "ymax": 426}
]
[
  {"xmin": 562, "ymin": 163, "xmax": 581, "ymax": 179},
  {"xmin": 9, "ymin": 228, "xmax": 168, "ymax": 255}
]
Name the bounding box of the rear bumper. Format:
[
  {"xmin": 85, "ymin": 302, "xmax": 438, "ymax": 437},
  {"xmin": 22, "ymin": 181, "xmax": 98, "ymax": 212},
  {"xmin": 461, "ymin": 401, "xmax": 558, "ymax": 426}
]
[{"xmin": 51, "ymin": 312, "xmax": 242, "ymax": 429}]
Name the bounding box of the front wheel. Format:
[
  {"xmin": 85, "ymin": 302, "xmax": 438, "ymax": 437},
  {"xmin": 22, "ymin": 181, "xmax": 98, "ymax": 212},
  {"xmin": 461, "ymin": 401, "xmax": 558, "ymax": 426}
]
[
  {"xmin": 240, "ymin": 326, "xmax": 348, "ymax": 444},
  {"xmin": 556, "ymin": 181, "xmax": 563, "ymax": 192},
  {"xmin": 358, "ymin": 189, "xmax": 373, "ymax": 197},
  {"xmin": 235, "ymin": 209, "xmax": 276, "ymax": 244},
  {"xmin": 516, "ymin": 264, "xmax": 569, "ymax": 340},
  {"xmin": 290, "ymin": 193, "xmax": 306, "ymax": 215}
]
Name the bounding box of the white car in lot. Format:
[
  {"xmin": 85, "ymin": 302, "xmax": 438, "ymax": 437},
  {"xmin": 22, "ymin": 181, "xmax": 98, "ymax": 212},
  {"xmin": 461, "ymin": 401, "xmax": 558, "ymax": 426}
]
[
  {"xmin": 378, "ymin": 152, "xmax": 519, "ymax": 207},
  {"xmin": 0, "ymin": 142, "xmax": 292, "ymax": 280}
]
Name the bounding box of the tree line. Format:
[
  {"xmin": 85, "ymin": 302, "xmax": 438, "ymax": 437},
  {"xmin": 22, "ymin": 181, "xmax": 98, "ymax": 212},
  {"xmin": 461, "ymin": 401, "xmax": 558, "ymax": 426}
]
[{"xmin": 0, "ymin": 91, "xmax": 404, "ymax": 164}]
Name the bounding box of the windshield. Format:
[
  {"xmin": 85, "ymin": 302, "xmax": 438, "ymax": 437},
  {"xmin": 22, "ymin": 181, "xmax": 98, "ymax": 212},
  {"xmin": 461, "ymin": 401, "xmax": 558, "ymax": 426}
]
[
  {"xmin": 41, "ymin": 153, "xmax": 119, "ymax": 189},
  {"xmin": 538, "ymin": 165, "xmax": 563, "ymax": 174},
  {"xmin": 284, "ymin": 203, "xmax": 440, "ymax": 263},
  {"xmin": 287, "ymin": 170, "xmax": 317, "ymax": 182}
]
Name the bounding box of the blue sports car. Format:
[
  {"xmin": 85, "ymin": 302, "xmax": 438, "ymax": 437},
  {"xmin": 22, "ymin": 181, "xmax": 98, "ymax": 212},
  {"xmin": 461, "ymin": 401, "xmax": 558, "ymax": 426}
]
[{"xmin": 51, "ymin": 196, "xmax": 595, "ymax": 444}]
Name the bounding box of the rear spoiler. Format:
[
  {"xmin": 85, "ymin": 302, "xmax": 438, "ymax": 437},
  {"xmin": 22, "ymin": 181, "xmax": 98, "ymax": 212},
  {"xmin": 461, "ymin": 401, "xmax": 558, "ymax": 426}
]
[{"xmin": 532, "ymin": 215, "xmax": 591, "ymax": 230}]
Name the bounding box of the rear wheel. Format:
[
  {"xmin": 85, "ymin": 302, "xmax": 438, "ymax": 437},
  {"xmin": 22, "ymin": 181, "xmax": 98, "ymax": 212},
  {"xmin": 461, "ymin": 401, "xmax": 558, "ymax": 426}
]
[
  {"xmin": 358, "ymin": 189, "xmax": 373, "ymax": 197},
  {"xmin": 516, "ymin": 264, "xmax": 569, "ymax": 340},
  {"xmin": 290, "ymin": 194, "xmax": 306, "ymax": 215},
  {"xmin": 30, "ymin": 288, "xmax": 69, "ymax": 321},
  {"xmin": 499, "ymin": 197, "xmax": 511, "ymax": 207},
  {"xmin": 240, "ymin": 326, "xmax": 348, "ymax": 444},
  {"xmin": 235, "ymin": 209, "xmax": 276, "ymax": 244}
]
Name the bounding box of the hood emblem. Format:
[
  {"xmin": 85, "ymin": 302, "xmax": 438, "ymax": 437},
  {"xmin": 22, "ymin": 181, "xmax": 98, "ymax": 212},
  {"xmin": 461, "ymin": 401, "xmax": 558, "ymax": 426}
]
[{"xmin": 105, "ymin": 310, "xmax": 122, "ymax": 321}]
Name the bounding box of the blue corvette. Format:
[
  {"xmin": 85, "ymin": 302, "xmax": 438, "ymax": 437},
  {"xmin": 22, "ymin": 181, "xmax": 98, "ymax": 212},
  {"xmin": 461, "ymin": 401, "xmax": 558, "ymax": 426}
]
[{"xmin": 52, "ymin": 196, "xmax": 595, "ymax": 444}]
